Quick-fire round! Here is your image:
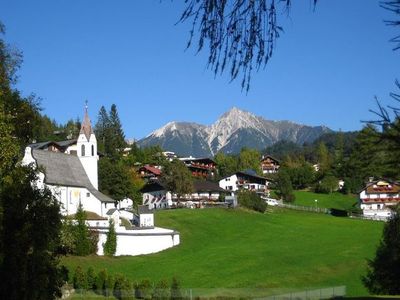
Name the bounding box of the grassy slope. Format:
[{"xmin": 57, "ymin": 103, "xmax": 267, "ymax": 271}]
[
  {"xmin": 63, "ymin": 208, "xmax": 382, "ymax": 297},
  {"xmin": 293, "ymin": 191, "xmax": 358, "ymax": 211}
]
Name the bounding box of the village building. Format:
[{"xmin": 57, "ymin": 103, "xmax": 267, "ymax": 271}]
[
  {"xmin": 22, "ymin": 105, "xmax": 179, "ymax": 256},
  {"xmin": 138, "ymin": 164, "xmax": 162, "ymax": 180},
  {"xmin": 359, "ymin": 179, "xmax": 400, "ymax": 220},
  {"xmin": 260, "ymin": 154, "xmax": 280, "ymax": 174},
  {"xmin": 141, "ymin": 179, "xmax": 226, "ymax": 209},
  {"xmin": 179, "ymin": 157, "xmax": 217, "ymax": 178},
  {"xmin": 219, "ymin": 170, "xmax": 272, "ymax": 196}
]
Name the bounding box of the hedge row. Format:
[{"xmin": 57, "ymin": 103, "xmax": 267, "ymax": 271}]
[{"xmin": 72, "ymin": 266, "xmax": 183, "ymax": 300}]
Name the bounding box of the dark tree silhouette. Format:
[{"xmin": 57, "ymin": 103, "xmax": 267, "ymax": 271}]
[
  {"xmin": 362, "ymin": 206, "xmax": 400, "ymax": 295},
  {"xmin": 381, "ymin": 0, "xmax": 400, "ymax": 50},
  {"xmin": 179, "ymin": 0, "xmax": 317, "ymax": 92}
]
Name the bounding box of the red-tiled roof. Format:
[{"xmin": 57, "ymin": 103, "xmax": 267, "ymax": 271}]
[{"xmin": 140, "ymin": 165, "xmax": 161, "ymax": 176}]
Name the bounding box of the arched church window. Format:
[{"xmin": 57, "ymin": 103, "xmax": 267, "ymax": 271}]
[
  {"xmin": 81, "ymin": 144, "xmax": 85, "ymax": 156},
  {"xmin": 91, "ymin": 145, "xmax": 94, "ymax": 156}
]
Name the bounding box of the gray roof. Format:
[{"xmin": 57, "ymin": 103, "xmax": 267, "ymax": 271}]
[
  {"xmin": 138, "ymin": 205, "xmax": 152, "ymax": 214},
  {"xmin": 193, "ymin": 180, "xmax": 227, "ymax": 193},
  {"xmin": 106, "ymin": 208, "xmax": 119, "ymax": 215},
  {"xmin": 29, "ymin": 139, "xmax": 77, "ymax": 151},
  {"xmin": 32, "ymin": 149, "xmax": 114, "ymax": 203}
]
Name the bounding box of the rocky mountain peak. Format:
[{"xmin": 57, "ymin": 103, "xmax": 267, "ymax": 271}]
[{"xmin": 139, "ymin": 108, "xmax": 332, "ymax": 157}]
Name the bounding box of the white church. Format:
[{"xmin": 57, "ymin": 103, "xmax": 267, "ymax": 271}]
[{"xmin": 22, "ymin": 105, "xmax": 180, "ymax": 256}]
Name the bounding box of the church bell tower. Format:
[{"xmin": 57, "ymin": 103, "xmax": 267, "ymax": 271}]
[{"xmin": 77, "ymin": 102, "xmax": 98, "ymax": 189}]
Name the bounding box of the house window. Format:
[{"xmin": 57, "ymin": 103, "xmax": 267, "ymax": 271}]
[
  {"xmin": 81, "ymin": 144, "xmax": 85, "ymax": 156},
  {"xmin": 377, "ymin": 204, "xmax": 381, "ymax": 209},
  {"xmin": 86, "ymin": 192, "xmax": 90, "ymax": 197},
  {"xmin": 91, "ymin": 145, "xmax": 94, "ymax": 156}
]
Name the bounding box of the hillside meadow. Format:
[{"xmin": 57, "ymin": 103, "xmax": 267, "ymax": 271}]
[
  {"xmin": 293, "ymin": 191, "xmax": 358, "ymax": 211},
  {"xmin": 63, "ymin": 208, "xmax": 383, "ymax": 297}
]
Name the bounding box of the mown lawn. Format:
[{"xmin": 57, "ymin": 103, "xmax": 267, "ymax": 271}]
[
  {"xmin": 62, "ymin": 208, "xmax": 383, "ymax": 297},
  {"xmin": 293, "ymin": 191, "xmax": 358, "ymax": 211}
]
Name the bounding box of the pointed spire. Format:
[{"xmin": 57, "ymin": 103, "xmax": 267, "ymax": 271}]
[{"xmin": 80, "ymin": 100, "xmax": 93, "ymax": 141}]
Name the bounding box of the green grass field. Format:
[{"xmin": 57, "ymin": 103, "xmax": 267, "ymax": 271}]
[
  {"xmin": 63, "ymin": 208, "xmax": 383, "ymax": 297},
  {"xmin": 293, "ymin": 191, "xmax": 358, "ymax": 211}
]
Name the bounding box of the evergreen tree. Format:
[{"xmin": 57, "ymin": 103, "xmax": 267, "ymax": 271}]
[
  {"xmin": 103, "ymin": 219, "xmax": 117, "ymax": 256},
  {"xmin": 95, "ymin": 105, "xmax": 110, "ymax": 154},
  {"xmin": 109, "ymin": 104, "xmax": 126, "ymax": 155},
  {"xmin": 362, "ymin": 206, "xmax": 400, "ymax": 295},
  {"xmin": 74, "ymin": 202, "xmax": 91, "ymax": 256},
  {"xmin": 99, "ymin": 157, "xmax": 133, "ymax": 201}
]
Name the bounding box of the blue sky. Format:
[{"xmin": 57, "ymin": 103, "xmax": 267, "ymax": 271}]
[{"xmin": 1, "ymin": 0, "xmax": 400, "ymax": 139}]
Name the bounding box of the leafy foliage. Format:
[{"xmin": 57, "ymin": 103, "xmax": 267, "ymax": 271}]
[
  {"xmin": 162, "ymin": 159, "xmax": 194, "ymax": 199},
  {"xmin": 237, "ymin": 190, "xmax": 267, "ymax": 213},
  {"xmin": 275, "ymin": 170, "xmax": 295, "ymax": 202},
  {"xmin": 0, "ymin": 166, "xmax": 63, "ymax": 300}
]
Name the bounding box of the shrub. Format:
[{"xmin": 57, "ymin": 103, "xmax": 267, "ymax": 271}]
[
  {"xmin": 237, "ymin": 190, "xmax": 267, "ymax": 213},
  {"xmin": 135, "ymin": 279, "xmax": 152, "ymax": 299},
  {"xmin": 73, "ymin": 266, "xmax": 87, "ymax": 291},
  {"xmin": 86, "ymin": 267, "xmax": 96, "ymax": 291},
  {"xmin": 114, "ymin": 274, "xmax": 133, "ymax": 300},
  {"xmin": 94, "ymin": 269, "xmax": 107, "ymax": 295},
  {"xmin": 170, "ymin": 277, "xmax": 183, "ymax": 300},
  {"xmin": 316, "ymin": 175, "xmax": 338, "ymax": 194},
  {"xmin": 103, "ymin": 219, "xmax": 117, "ymax": 256},
  {"xmin": 89, "ymin": 230, "xmax": 99, "ymax": 254},
  {"xmin": 105, "ymin": 273, "xmax": 114, "ymax": 297},
  {"xmin": 152, "ymin": 280, "xmax": 170, "ymax": 300}
]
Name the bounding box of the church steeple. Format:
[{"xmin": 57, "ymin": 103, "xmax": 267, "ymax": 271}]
[
  {"xmin": 80, "ymin": 101, "xmax": 93, "ymax": 141},
  {"xmin": 77, "ymin": 101, "xmax": 98, "ymax": 189}
]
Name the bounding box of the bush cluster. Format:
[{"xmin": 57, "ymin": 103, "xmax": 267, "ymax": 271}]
[
  {"xmin": 237, "ymin": 190, "xmax": 267, "ymax": 213},
  {"xmin": 72, "ymin": 266, "xmax": 183, "ymax": 300}
]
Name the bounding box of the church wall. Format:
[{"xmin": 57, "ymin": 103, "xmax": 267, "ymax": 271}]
[
  {"xmin": 95, "ymin": 227, "xmax": 180, "ymax": 256},
  {"xmin": 48, "ymin": 185, "xmax": 108, "ymax": 217}
]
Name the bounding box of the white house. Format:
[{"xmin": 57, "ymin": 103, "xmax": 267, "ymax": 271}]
[
  {"xmin": 359, "ymin": 179, "xmax": 400, "ymax": 220},
  {"xmin": 219, "ymin": 170, "xmax": 271, "ymax": 196},
  {"xmin": 141, "ymin": 180, "xmax": 227, "ymax": 209},
  {"xmin": 22, "ymin": 105, "xmax": 180, "ymax": 256}
]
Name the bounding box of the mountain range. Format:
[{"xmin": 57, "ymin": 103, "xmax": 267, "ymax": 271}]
[{"xmin": 137, "ymin": 107, "xmax": 332, "ymax": 157}]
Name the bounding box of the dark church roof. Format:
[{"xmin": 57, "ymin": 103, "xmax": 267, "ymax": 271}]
[{"xmin": 32, "ymin": 149, "xmax": 114, "ymax": 203}]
